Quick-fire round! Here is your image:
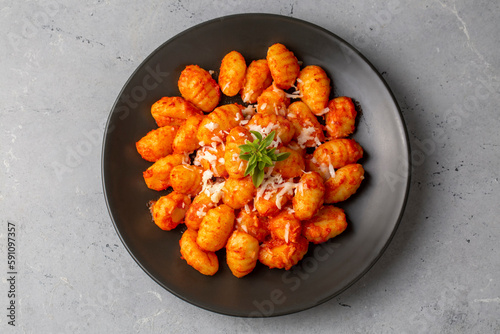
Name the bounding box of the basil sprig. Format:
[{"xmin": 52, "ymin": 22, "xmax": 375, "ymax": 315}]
[{"xmin": 239, "ymin": 130, "xmax": 290, "ymax": 187}]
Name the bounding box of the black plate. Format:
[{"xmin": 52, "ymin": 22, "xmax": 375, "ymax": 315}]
[{"xmin": 102, "ymin": 13, "xmax": 410, "ymax": 317}]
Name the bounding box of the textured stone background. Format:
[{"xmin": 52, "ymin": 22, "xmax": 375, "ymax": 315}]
[{"xmin": 1, "ymin": 0, "xmax": 499, "ymax": 333}]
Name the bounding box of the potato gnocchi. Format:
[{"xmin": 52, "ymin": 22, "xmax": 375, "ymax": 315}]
[{"xmin": 135, "ymin": 43, "xmax": 366, "ymax": 278}]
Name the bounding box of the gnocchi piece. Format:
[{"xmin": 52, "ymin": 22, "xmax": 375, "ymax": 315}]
[
  {"xmin": 170, "ymin": 165, "xmax": 204, "ymax": 196},
  {"xmin": 178, "ymin": 65, "xmax": 220, "ymax": 112},
  {"xmin": 197, "ymin": 204, "xmax": 235, "ymax": 252},
  {"xmin": 304, "ymin": 154, "xmax": 332, "ymax": 181},
  {"xmin": 259, "ymin": 236, "xmax": 309, "ymax": 270},
  {"xmin": 219, "ymin": 51, "xmax": 247, "ymax": 97},
  {"xmin": 224, "ymin": 142, "xmax": 248, "ymax": 179},
  {"xmin": 151, "ymin": 191, "xmax": 191, "ymax": 231},
  {"xmin": 272, "ymin": 147, "xmax": 305, "ymax": 179},
  {"xmin": 325, "ymin": 97, "xmax": 357, "ymax": 139},
  {"xmin": 324, "ymin": 164, "xmax": 365, "ymax": 203},
  {"xmin": 222, "ymin": 176, "xmax": 256, "ymax": 209},
  {"xmin": 268, "ymin": 208, "xmax": 302, "ymax": 243},
  {"xmin": 302, "ymin": 206, "xmax": 347, "ymax": 244},
  {"xmin": 296, "ymin": 65, "xmax": 331, "ymax": 115},
  {"xmin": 266, "ymin": 43, "xmax": 300, "ymax": 90},
  {"xmin": 256, "ymin": 83, "xmax": 290, "ymax": 116},
  {"xmin": 241, "ymin": 59, "xmax": 273, "ymax": 103},
  {"xmin": 179, "ymin": 229, "xmax": 219, "ymax": 276},
  {"xmin": 185, "ymin": 192, "xmax": 218, "ymax": 230},
  {"xmin": 173, "ymin": 114, "xmax": 204, "ymax": 154},
  {"xmin": 287, "ymin": 101, "xmax": 325, "ymax": 148},
  {"xmin": 226, "ymin": 230, "xmax": 260, "ymax": 278},
  {"xmin": 293, "ymin": 172, "xmax": 325, "ymax": 220},
  {"xmin": 313, "ymin": 139, "xmax": 363, "ymax": 170},
  {"xmin": 136, "ymin": 125, "xmax": 178, "ymax": 162},
  {"xmin": 235, "ymin": 207, "xmax": 270, "ymax": 242},
  {"xmin": 196, "ymin": 103, "xmax": 243, "ymax": 145},
  {"xmin": 254, "ymin": 183, "xmax": 294, "ymax": 217},
  {"xmin": 143, "ymin": 153, "xmax": 187, "ymax": 191},
  {"xmin": 246, "ymin": 113, "xmax": 295, "ymax": 147},
  {"xmin": 194, "ymin": 144, "xmax": 227, "ymax": 178},
  {"xmin": 225, "ymin": 126, "xmax": 252, "ymax": 145},
  {"xmin": 151, "ymin": 96, "xmax": 203, "ymax": 127}
]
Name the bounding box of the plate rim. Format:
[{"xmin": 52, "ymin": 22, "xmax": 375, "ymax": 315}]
[{"xmin": 101, "ymin": 12, "xmax": 412, "ymax": 317}]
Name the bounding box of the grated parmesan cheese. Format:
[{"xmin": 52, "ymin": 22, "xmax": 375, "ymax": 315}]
[
  {"xmin": 260, "ymin": 103, "xmax": 267, "ymax": 110},
  {"xmin": 211, "ymin": 135, "xmax": 223, "ymax": 143},
  {"xmin": 275, "ymin": 182, "xmax": 297, "ymax": 209},
  {"xmin": 242, "ymin": 90, "xmax": 254, "ymax": 103},
  {"xmin": 317, "ymin": 155, "xmax": 335, "ymax": 179},
  {"xmin": 200, "ymin": 169, "xmax": 225, "ymax": 203},
  {"xmin": 195, "ymin": 147, "xmax": 219, "ymax": 171},
  {"xmin": 296, "ymin": 181, "xmax": 305, "ymax": 195},
  {"xmin": 269, "ymin": 135, "xmax": 282, "ymax": 148},
  {"xmin": 288, "ymin": 142, "xmax": 300, "ymax": 151},
  {"xmin": 255, "ymin": 174, "xmax": 298, "ymax": 209},
  {"xmin": 274, "ymin": 105, "xmax": 287, "ymax": 117},
  {"xmin": 181, "ymin": 153, "xmax": 191, "ymax": 165},
  {"xmin": 284, "ymin": 84, "xmax": 303, "ymax": 99},
  {"xmin": 241, "ymin": 104, "xmax": 257, "ymax": 118},
  {"xmin": 256, "ymin": 174, "xmax": 283, "ymax": 201},
  {"xmin": 195, "ymin": 206, "xmax": 205, "ymax": 218},
  {"xmin": 205, "ymin": 122, "xmax": 219, "ymax": 131},
  {"xmin": 284, "ymin": 223, "xmax": 290, "ymax": 243},
  {"xmin": 248, "ymin": 122, "xmax": 277, "ymax": 139},
  {"xmin": 207, "ymin": 181, "xmax": 225, "ymax": 203},
  {"xmin": 317, "ymin": 107, "xmax": 330, "ymax": 116},
  {"xmin": 201, "ymin": 169, "xmax": 214, "ymax": 185},
  {"xmin": 297, "ymin": 126, "xmax": 317, "ymax": 148},
  {"xmin": 329, "ymin": 164, "xmax": 336, "ymax": 179},
  {"xmin": 314, "ymin": 137, "xmax": 322, "ymax": 147}
]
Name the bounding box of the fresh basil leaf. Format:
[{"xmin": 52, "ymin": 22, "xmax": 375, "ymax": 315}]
[
  {"xmin": 275, "ymin": 152, "xmax": 291, "ymax": 161},
  {"xmin": 239, "ymin": 144, "xmax": 254, "ymax": 153},
  {"xmin": 252, "ymin": 168, "xmax": 265, "ymax": 187},
  {"xmin": 262, "ymin": 155, "xmax": 273, "ymax": 166},
  {"xmin": 244, "ymin": 161, "xmax": 255, "ymax": 176},
  {"xmin": 239, "ymin": 153, "xmax": 251, "ymax": 161},
  {"xmin": 250, "ymin": 131, "xmax": 262, "ymax": 141},
  {"xmin": 259, "ymin": 131, "xmax": 275, "ymax": 150}
]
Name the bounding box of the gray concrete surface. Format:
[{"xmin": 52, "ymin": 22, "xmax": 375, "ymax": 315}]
[{"xmin": 1, "ymin": 0, "xmax": 499, "ymax": 333}]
